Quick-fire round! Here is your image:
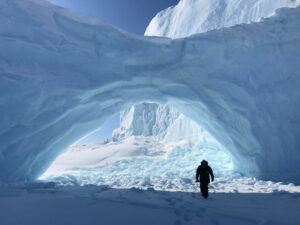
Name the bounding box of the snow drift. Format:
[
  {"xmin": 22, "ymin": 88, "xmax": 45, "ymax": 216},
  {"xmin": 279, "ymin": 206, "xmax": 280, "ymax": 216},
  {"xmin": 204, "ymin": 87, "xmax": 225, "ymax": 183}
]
[
  {"xmin": 145, "ymin": 0, "xmax": 300, "ymax": 38},
  {"xmin": 0, "ymin": 0, "xmax": 300, "ymax": 183}
]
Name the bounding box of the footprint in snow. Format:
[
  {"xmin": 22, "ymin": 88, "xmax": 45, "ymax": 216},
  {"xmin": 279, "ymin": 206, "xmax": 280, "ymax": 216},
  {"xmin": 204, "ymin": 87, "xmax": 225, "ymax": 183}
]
[
  {"xmin": 194, "ymin": 211, "xmax": 203, "ymax": 218},
  {"xmin": 174, "ymin": 208, "xmax": 182, "ymax": 216},
  {"xmin": 183, "ymin": 213, "xmax": 192, "ymax": 222},
  {"xmin": 174, "ymin": 219, "xmax": 182, "ymax": 225},
  {"xmin": 210, "ymin": 219, "xmax": 220, "ymax": 225}
]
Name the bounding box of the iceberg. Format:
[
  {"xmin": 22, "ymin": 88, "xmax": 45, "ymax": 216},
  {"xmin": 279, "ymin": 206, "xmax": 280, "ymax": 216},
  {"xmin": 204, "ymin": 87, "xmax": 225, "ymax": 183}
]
[
  {"xmin": 145, "ymin": 0, "xmax": 300, "ymax": 38},
  {"xmin": 113, "ymin": 103, "xmax": 208, "ymax": 144},
  {"xmin": 0, "ymin": 0, "xmax": 300, "ymax": 183}
]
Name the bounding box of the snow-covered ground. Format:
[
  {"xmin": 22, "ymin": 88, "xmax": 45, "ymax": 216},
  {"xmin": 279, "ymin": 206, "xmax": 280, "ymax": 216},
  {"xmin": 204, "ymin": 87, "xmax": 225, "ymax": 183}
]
[{"xmin": 0, "ymin": 185, "xmax": 300, "ymax": 225}]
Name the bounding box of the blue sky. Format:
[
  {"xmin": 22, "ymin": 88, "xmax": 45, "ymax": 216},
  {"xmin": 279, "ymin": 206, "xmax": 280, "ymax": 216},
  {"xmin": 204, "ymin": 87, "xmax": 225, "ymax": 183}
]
[
  {"xmin": 47, "ymin": 0, "xmax": 179, "ymax": 144},
  {"xmin": 48, "ymin": 0, "xmax": 179, "ymax": 35},
  {"xmin": 75, "ymin": 114, "xmax": 120, "ymax": 145}
]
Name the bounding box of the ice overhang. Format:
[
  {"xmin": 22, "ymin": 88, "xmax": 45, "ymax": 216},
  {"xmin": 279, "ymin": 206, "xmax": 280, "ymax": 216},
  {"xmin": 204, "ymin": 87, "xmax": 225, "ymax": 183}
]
[{"xmin": 0, "ymin": 0, "xmax": 300, "ymax": 183}]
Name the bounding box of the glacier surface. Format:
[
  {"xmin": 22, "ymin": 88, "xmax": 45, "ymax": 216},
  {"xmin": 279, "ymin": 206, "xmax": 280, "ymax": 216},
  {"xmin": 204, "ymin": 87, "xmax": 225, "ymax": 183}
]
[
  {"xmin": 145, "ymin": 0, "xmax": 300, "ymax": 38},
  {"xmin": 0, "ymin": 0, "xmax": 300, "ymax": 183}
]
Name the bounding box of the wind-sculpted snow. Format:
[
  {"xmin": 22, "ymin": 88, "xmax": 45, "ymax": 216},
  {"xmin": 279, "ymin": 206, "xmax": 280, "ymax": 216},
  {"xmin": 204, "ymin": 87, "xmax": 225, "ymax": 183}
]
[
  {"xmin": 145, "ymin": 0, "xmax": 300, "ymax": 38},
  {"xmin": 0, "ymin": 0, "xmax": 300, "ymax": 183}
]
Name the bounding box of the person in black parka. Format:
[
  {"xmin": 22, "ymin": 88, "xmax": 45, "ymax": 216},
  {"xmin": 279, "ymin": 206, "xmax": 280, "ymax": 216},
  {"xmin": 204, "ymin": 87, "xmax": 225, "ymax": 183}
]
[{"xmin": 196, "ymin": 160, "xmax": 214, "ymax": 198}]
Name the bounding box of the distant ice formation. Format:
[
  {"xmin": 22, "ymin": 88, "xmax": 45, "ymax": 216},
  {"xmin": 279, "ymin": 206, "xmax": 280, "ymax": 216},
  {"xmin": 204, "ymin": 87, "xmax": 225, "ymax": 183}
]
[
  {"xmin": 0, "ymin": 0, "xmax": 300, "ymax": 184},
  {"xmin": 112, "ymin": 103, "xmax": 211, "ymax": 144},
  {"xmin": 145, "ymin": 0, "xmax": 300, "ymax": 38}
]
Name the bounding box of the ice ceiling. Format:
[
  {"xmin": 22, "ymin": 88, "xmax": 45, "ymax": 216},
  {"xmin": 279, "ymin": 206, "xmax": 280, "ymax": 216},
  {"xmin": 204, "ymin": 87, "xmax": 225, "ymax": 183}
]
[{"xmin": 0, "ymin": 0, "xmax": 300, "ymax": 183}]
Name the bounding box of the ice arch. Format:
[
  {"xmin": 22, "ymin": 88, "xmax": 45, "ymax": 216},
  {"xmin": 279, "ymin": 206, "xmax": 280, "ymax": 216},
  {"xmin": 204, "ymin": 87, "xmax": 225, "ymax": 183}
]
[
  {"xmin": 0, "ymin": 0, "xmax": 300, "ymax": 182},
  {"xmin": 40, "ymin": 103, "xmax": 235, "ymax": 189}
]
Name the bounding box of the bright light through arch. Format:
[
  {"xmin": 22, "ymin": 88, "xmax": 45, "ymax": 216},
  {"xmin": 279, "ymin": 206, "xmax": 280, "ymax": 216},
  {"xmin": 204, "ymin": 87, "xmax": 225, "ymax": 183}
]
[{"xmin": 39, "ymin": 102, "xmax": 235, "ymax": 191}]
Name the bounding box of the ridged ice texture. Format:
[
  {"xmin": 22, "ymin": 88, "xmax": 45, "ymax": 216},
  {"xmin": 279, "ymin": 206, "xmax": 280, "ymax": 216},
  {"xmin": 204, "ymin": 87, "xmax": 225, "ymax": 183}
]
[
  {"xmin": 113, "ymin": 103, "xmax": 207, "ymax": 144},
  {"xmin": 145, "ymin": 0, "xmax": 300, "ymax": 38},
  {"xmin": 0, "ymin": 0, "xmax": 300, "ymax": 182},
  {"xmin": 113, "ymin": 103, "xmax": 179, "ymax": 139}
]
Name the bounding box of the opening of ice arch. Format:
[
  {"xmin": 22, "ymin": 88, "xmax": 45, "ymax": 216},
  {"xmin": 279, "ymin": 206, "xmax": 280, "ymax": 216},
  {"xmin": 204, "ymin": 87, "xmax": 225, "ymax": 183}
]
[
  {"xmin": 39, "ymin": 103, "xmax": 235, "ymax": 189},
  {"xmin": 1, "ymin": 0, "xmax": 300, "ymax": 183}
]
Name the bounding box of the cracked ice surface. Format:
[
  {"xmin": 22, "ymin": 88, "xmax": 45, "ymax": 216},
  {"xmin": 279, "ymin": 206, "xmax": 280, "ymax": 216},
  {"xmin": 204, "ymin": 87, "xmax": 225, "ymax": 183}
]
[{"xmin": 0, "ymin": 0, "xmax": 300, "ymax": 183}]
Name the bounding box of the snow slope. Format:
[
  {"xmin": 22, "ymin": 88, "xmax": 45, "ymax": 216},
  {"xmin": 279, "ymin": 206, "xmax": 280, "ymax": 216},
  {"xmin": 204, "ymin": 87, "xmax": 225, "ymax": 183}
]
[
  {"xmin": 0, "ymin": 0, "xmax": 300, "ymax": 183},
  {"xmin": 145, "ymin": 0, "xmax": 300, "ymax": 38}
]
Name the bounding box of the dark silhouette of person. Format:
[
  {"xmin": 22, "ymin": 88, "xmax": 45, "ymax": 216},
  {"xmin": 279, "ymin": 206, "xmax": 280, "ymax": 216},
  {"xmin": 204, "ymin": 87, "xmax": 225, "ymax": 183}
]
[{"xmin": 196, "ymin": 160, "xmax": 214, "ymax": 198}]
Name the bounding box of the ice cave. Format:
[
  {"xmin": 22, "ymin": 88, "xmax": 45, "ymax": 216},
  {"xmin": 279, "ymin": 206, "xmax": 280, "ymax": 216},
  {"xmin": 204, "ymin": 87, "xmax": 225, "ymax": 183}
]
[
  {"xmin": 1, "ymin": 0, "xmax": 300, "ymax": 224},
  {"xmin": 1, "ymin": 0, "xmax": 300, "ymax": 186}
]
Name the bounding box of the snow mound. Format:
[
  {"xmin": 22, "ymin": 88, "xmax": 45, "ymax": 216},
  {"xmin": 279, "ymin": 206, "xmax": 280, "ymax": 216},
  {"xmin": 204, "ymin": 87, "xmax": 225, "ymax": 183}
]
[
  {"xmin": 0, "ymin": 0, "xmax": 300, "ymax": 184},
  {"xmin": 145, "ymin": 0, "xmax": 300, "ymax": 38}
]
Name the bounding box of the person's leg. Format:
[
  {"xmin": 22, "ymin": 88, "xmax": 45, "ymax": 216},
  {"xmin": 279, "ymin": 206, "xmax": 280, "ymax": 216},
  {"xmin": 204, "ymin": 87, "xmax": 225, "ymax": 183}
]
[
  {"xmin": 200, "ymin": 183, "xmax": 204, "ymax": 196},
  {"xmin": 203, "ymin": 183, "xmax": 208, "ymax": 198},
  {"xmin": 200, "ymin": 183, "xmax": 208, "ymax": 197}
]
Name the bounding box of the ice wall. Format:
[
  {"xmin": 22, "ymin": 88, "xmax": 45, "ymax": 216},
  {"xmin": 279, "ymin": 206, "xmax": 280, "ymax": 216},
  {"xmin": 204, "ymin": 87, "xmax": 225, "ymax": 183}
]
[
  {"xmin": 145, "ymin": 0, "xmax": 300, "ymax": 38},
  {"xmin": 113, "ymin": 103, "xmax": 206, "ymax": 144},
  {"xmin": 133, "ymin": 0, "xmax": 300, "ymax": 161},
  {"xmin": 0, "ymin": 0, "xmax": 300, "ymax": 182},
  {"xmin": 113, "ymin": 103, "xmax": 179, "ymax": 139}
]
